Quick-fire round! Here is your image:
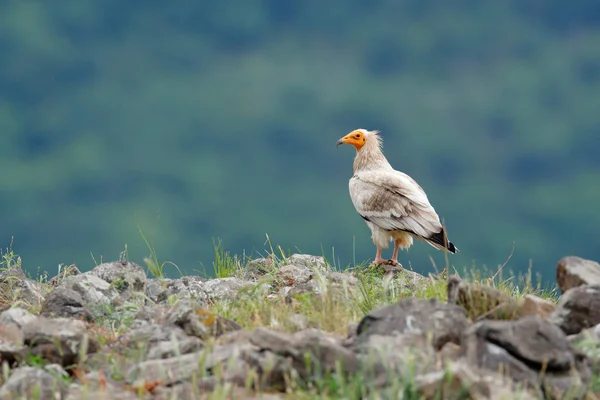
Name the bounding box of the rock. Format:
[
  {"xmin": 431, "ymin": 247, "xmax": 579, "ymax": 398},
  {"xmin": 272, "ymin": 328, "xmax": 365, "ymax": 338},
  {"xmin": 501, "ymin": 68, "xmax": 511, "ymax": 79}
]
[
  {"xmin": 274, "ymin": 264, "xmax": 313, "ymax": 288},
  {"xmin": 0, "ymin": 366, "xmax": 68, "ymax": 399},
  {"xmin": 114, "ymin": 323, "xmax": 204, "ymax": 359},
  {"xmin": 145, "ymin": 278, "xmax": 171, "ymax": 304},
  {"xmin": 520, "ymin": 294, "xmax": 556, "ymax": 318},
  {"xmin": 0, "ymin": 266, "xmax": 25, "ymax": 282},
  {"xmin": 165, "ymin": 299, "xmax": 241, "ymax": 340},
  {"xmin": 203, "ymin": 277, "xmax": 251, "ymax": 302},
  {"xmin": 355, "ymin": 297, "xmax": 471, "ymax": 351},
  {"xmin": 357, "ymin": 333, "xmax": 436, "ymax": 374},
  {"xmin": 461, "ymin": 316, "xmax": 591, "ymax": 396},
  {"xmin": 66, "ymin": 385, "xmax": 139, "ymax": 400},
  {"xmin": 22, "ymin": 317, "xmax": 100, "ymax": 366},
  {"xmin": 0, "ymin": 323, "xmax": 25, "ymax": 365},
  {"xmin": 286, "ymin": 254, "xmax": 327, "ymax": 271},
  {"xmin": 414, "ymin": 360, "xmax": 537, "ymax": 400},
  {"xmin": 48, "ymin": 264, "xmax": 81, "ymax": 287},
  {"xmin": 285, "ymin": 279, "xmax": 321, "ymax": 303},
  {"xmin": 249, "ymin": 328, "xmax": 361, "ymax": 382},
  {"xmin": 125, "ymin": 342, "xmax": 255, "ymax": 387},
  {"xmin": 0, "ymin": 323, "xmax": 23, "ymax": 346},
  {"xmin": 145, "ymin": 276, "xmax": 249, "ymax": 305},
  {"xmin": 550, "ymin": 284, "xmax": 600, "ymax": 335},
  {"xmin": 447, "ymin": 275, "xmax": 520, "ymax": 320},
  {"xmin": 40, "ymin": 287, "xmax": 92, "ymax": 320},
  {"xmin": 556, "ymin": 256, "xmax": 600, "ymax": 293},
  {"xmin": 0, "ymin": 268, "xmax": 45, "ymax": 311},
  {"xmin": 41, "ymin": 274, "xmax": 119, "ymax": 320},
  {"xmin": 239, "ymin": 257, "xmax": 272, "ymax": 280},
  {"xmin": 0, "ymin": 307, "xmax": 37, "ymax": 328},
  {"xmin": 88, "ymin": 261, "xmax": 147, "ymax": 301}
]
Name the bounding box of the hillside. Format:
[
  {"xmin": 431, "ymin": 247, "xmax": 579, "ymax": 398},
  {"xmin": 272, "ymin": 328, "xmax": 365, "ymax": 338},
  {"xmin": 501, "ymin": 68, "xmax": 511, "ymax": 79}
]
[
  {"xmin": 2, "ymin": 1, "xmax": 600, "ymax": 281},
  {"xmin": 0, "ymin": 245, "xmax": 599, "ymax": 399}
]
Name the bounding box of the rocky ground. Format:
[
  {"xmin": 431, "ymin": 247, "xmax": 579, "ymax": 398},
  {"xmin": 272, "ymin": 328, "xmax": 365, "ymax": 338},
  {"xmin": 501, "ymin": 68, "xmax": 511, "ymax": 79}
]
[{"xmin": 0, "ymin": 251, "xmax": 599, "ymax": 399}]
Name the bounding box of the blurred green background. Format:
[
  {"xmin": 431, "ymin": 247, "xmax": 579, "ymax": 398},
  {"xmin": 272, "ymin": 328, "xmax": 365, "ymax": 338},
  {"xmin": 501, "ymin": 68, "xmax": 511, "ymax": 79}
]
[{"xmin": 1, "ymin": 1, "xmax": 599, "ymax": 282}]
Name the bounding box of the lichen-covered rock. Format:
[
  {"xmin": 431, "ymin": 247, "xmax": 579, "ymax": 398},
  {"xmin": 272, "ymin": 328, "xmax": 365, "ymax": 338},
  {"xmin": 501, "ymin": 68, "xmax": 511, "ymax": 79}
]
[
  {"xmin": 88, "ymin": 261, "xmax": 146, "ymax": 301},
  {"xmin": 22, "ymin": 317, "xmax": 100, "ymax": 366},
  {"xmin": 274, "ymin": 264, "xmax": 313, "ymax": 288},
  {"xmin": 203, "ymin": 277, "xmax": 252, "ymax": 302},
  {"xmin": 146, "ymin": 276, "xmax": 207, "ymax": 305},
  {"xmin": 0, "ymin": 366, "xmax": 68, "ymax": 399},
  {"xmin": 285, "ymin": 254, "xmax": 328, "ymax": 272},
  {"xmin": 556, "ymin": 256, "xmax": 600, "ymax": 293}
]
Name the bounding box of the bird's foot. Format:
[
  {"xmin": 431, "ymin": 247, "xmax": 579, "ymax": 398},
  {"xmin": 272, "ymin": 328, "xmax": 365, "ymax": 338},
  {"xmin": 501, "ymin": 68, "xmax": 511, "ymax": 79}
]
[{"xmin": 386, "ymin": 259, "xmax": 402, "ymax": 268}]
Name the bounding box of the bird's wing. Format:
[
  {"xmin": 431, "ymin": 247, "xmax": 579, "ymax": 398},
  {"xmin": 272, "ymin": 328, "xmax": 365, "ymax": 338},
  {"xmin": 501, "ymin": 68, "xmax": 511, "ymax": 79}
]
[{"xmin": 349, "ymin": 169, "xmax": 443, "ymax": 239}]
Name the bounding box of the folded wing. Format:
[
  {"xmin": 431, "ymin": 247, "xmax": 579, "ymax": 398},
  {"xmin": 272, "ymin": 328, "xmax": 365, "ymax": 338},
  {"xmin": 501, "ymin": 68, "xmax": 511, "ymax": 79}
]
[{"xmin": 350, "ymin": 169, "xmax": 454, "ymax": 251}]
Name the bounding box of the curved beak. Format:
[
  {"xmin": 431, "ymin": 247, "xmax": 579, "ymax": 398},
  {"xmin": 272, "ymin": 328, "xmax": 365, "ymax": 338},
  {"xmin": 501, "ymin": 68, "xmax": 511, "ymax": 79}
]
[{"xmin": 336, "ymin": 138, "xmax": 345, "ymax": 148}]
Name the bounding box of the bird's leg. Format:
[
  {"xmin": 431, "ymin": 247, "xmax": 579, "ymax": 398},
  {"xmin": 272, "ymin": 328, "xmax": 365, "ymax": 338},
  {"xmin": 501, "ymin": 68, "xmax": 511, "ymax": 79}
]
[
  {"xmin": 387, "ymin": 239, "xmax": 403, "ymax": 267},
  {"xmin": 373, "ymin": 246, "xmax": 387, "ymax": 265}
]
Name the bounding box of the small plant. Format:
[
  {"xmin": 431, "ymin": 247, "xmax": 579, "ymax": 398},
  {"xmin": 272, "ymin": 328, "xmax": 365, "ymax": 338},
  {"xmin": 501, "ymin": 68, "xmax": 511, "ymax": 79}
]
[
  {"xmin": 211, "ymin": 239, "xmax": 243, "ymax": 278},
  {"xmin": 138, "ymin": 227, "xmax": 182, "ymax": 279}
]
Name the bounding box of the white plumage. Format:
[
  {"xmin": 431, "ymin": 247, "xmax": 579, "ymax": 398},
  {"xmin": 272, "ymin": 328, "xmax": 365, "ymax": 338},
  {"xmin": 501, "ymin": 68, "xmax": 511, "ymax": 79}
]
[{"xmin": 337, "ymin": 129, "xmax": 457, "ymax": 266}]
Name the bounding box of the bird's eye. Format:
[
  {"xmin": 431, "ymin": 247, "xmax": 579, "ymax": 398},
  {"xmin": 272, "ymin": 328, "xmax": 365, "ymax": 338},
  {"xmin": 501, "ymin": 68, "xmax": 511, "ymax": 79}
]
[{"xmin": 355, "ymin": 134, "xmax": 361, "ymax": 138}]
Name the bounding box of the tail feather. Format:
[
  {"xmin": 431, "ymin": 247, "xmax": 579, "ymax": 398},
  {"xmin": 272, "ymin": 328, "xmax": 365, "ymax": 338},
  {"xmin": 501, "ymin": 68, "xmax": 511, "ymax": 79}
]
[{"xmin": 426, "ymin": 228, "xmax": 458, "ymax": 254}]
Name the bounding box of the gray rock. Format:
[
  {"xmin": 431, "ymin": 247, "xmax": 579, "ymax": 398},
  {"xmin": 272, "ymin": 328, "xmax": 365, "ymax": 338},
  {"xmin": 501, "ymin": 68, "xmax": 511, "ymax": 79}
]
[
  {"xmin": 0, "ymin": 266, "xmax": 25, "ymax": 282},
  {"xmin": 165, "ymin": 299, "xmax": 241, "ymax": 340},
  {"xmin": 556, "ymin": 256, "xmax": 600, "ymax": 293},
  {"xmin": 0, "ymin": 307, "xmax": 37, "ymax": 328},
  {"xmin": 145, "ymin": 278, "xmax": 171, "ymax": 304},
  {"xmin": 274, "ymin": 264, "xmax": 313, "ymax": 288},
  {"xmin": 88, "ymin": 261, "xmax": 146, "ymax": 302},
  {"xmin": 0, "ymin": 366, "xmax": 67, "ymax": 399},
  {"xmin": 41, "ymin": 274, "xmax": 119, "ymax": 320},
  {"xmin": 40, "ymin": 287, "xmax": 92, "ymax": 320},
  {"xmin": 286, "ymin": 254, "xmax": 327, "ymax": 271},
  {"xmin": 447, "ymin": 275, "xmax": 521, "ymax": 320},
  {"xmin": 146, "ymin": 276, "xmax": 207, "ymax": 305},
  {"xmin": 239, "ymin": 257, "xmax": 271, "ymax": 280},
  {"xmin": 249, "ymin": 328, "xmax": 361, "ymax": 382},
  {"xmin": 66, "ymin": 385, "xmax": 139, "ymax": 400},
  {"xmin": 0, "ymin": 268, "xmax": 45, "ymax": 311},
  {"xmin": 415, "ymin": 360, "xmax": 537, "ymax": 400},
  {"xmin": 114, "ymin": 323, "xmax": 204, "ymax": 359},
  {"xmin": 461, "ymin": 316, "xmax": 591, "ymax": 397},
  {"xmin": 147, "ymin": 336, "xmax": 204, "ymax": 360},
  {"xmin": 0, "ymin": 323, "xmax": 25, "ymax": 365},
  {"xmin": 550, "ymin": 284, "xmax": 600, "ymax": 335},
  {"xmin": 356, "ymin": 297, "xmax": 471, "ymax": 351},
  {"xmin": 48, "ymin": 264, "xmax": 81, "ymax": 287},
  {"xmin": 126, "ymin": 342, "xmax": 255, "ymax": 387},
  {"xmin": 285, "ymin": 279, "xmax": 321, "ymax": 302},
  {"xmin": 22, "ymin": 317, "xmax": 99, "ymax": 366},
  {"xmin": 202, "ymin": 277, "xmax": 251, "ymax": 302}
]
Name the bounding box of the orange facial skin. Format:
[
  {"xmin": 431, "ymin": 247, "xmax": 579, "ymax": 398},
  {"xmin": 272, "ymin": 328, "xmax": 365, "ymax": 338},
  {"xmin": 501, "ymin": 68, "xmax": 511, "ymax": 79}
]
[{"xmin": 336, "ymin": 129, "xmax": 367, "ymax": 151}]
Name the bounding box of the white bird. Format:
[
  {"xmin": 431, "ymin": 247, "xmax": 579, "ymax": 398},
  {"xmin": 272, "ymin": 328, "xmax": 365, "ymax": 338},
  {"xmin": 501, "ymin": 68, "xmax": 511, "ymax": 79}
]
[{"xmin": 337, "ymin": 129, "xmax": 457, "ymax": 267}]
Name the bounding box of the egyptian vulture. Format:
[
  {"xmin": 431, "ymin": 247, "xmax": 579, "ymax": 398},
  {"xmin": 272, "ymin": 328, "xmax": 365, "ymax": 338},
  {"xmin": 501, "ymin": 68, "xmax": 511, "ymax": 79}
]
[{"xmin": 337, "ymin": 129, "xmax": 457, "ymax": 267}]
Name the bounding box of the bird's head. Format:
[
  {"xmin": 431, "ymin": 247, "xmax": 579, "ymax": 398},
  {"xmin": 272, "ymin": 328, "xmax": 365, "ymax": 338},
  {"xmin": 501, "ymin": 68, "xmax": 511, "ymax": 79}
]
[{"xmin": 336, "ymin": 129, "xmax": 379, "ymax": 151}]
